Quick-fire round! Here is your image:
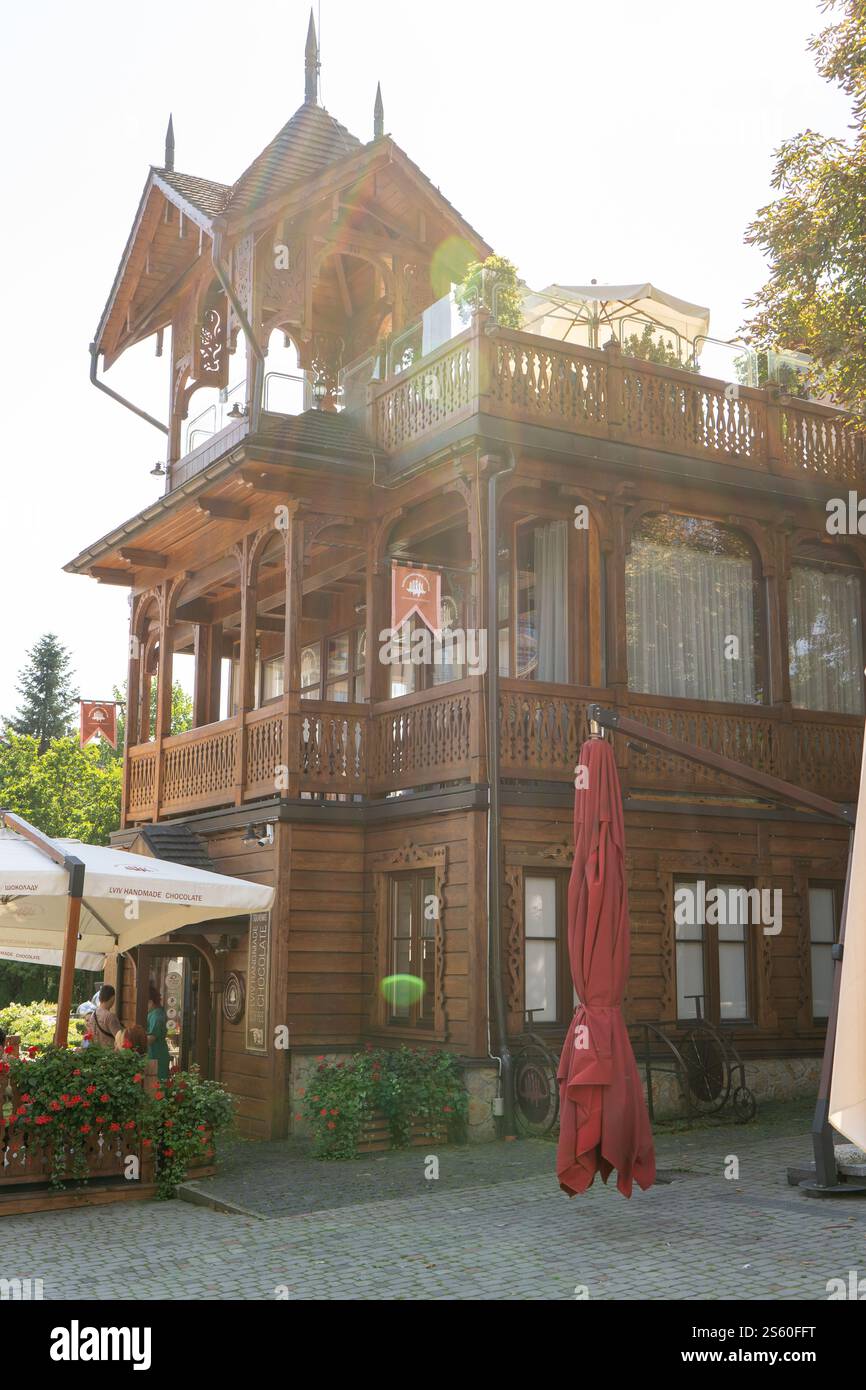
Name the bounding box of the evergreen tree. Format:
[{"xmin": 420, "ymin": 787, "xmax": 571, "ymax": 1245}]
[{"xmin": 7, "ymin": 634, "xmax": 79, "ymax": 752}]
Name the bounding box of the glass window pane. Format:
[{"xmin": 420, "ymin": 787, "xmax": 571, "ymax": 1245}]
[
  {"xmin": 390, "ymin": 881, "xmax": 413, "ymax": 1020},
  {"xmin": 626, "ymin": 516, "xmax": 757, "ymax": 703},
  {"xmin": 525, "ymin": 877, "xmax": 557, "ymax": 938},
  {"xmin": 354, "ymin": 628, "xmax": 366, "ymax": 670},
  {"xmin": 811, "ymin": 945, "xmax": 834, "ymax": 1019},
  {"xmin": 809, "ymin": 887, "xmax": 836, "ymax": 944},
  {"xmin": 301, "ymin": 644, "xmax": 320, "ymax": 692},
  {"xmin": 674, "ymin": 881, "xmax": 703, "ymax": 941},
  {"xmin": 676, "ymin": 941, "xmax": 704, "ymax": 1019},
  {"xmin": 325, "ymin": 678, "xmax": 350, "ymax": 703},
  {"xmin": 354, "ymin": 674, "xmax": 365, "ymax": 702},
  {"xmin": 718, "ymin": 942, "xmax": 748, "ymax": 1019},
  {"xmin": 327, "ymin": 633, "xmax": 350, "ymax": 678},
  {"xmin": 789, "ymin": 564, "xmax": 864, "ymax": 715},
  {"xmin": 262, "ymin": 657, "xmax": 284, "ymax": 701},
  {"xmin": 525, "ymin": 940, "xmax": 557, "ymax": 1022},
  {"xmin": 716, "ymin": 884, "xmax": 748, "ymax": 940}
]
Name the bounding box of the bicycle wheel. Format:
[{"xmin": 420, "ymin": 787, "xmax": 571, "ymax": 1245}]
[
  {"xmin": 512, "ymin": 1039, "xmax": 560, "ymax": 1136},
  {"xmin": 679, "ymin": 1026, "xmax": 730, "ymax": 1115}
]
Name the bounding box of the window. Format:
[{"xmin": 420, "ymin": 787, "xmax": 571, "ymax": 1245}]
[
  {"xmin": 300, "ymin": 628, "xmax": 365, "ymax": 702},
  {"xmin": 674, "ymin": 879, "xmax": 752, "ymax": 1023},
  {"xmin": 261, "ymin": 656, "xmax": 284, "ymax": 703},
  {"xmin": 514, "ymin": 520, "xmax": 569, "ymax": 682},
  {"xmin": 809, "ymin": 884, "xmax": 841, "ymax": 1021},
  {"xmin": 627, "ymin": 515, "xmax": 764, "ymax": 703},
  {"xmin": 523, "ymin": 872, "xmax": 573, "ymax": 1024},
  {"xmin": 789, "ymin": 560, "xmax": 864, "ymax": 714},
  {"xmin": 388, "ymin": 871, "xmax": 437, "ymax": 1029}
]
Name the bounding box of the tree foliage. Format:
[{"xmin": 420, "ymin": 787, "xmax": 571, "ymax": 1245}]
[
  {"xmin": 0, "ymin": 733, "xmax": 122, "ymax": 845},
  {"xmin": 6, "ymin": 634, "xmax": 79, "ymax": 752},
  {"xmin": 454, "ymin": 255, "xmax": 523, "ymax": 329},
  {"xmin": 744, "ymin": 0, "xmax": 866, "ymax": 415}
]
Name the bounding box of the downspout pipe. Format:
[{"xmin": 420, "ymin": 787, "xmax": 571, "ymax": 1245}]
[
  {"xmin": 487, "ymin": 447, "xmax": 517, "ymax": 1138},
  {"xmin": 89, "ymin": 342, "xmax": 169, "ymax": 437},
  {"xmin": 212, "ymin": 230, "xmax": 264, "ymax": 433}
]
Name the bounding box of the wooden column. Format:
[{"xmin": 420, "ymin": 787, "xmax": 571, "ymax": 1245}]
[
  {"xmin": 366, "ymin": 540, "xmax": 390, "ymax": 703},
  {"xmin": 281, "ymin": 506, "xmax": 303, "ymax": 798},
  {"xmin": 193, "ymin": 622, "xmax": 222, "ymax": 727},
  {"xmin": 235, "ymin": 539, "xmax": 258, "ymax": 805},
  {"xmin": 122, "ymin": 610, "xmax": 142, "ymax": 829},
  {"xmin": 151, "ymin": 585, "xmax": 175, "ymax": 820}
]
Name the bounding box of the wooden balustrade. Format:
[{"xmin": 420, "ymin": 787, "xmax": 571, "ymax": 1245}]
[
  {"xmin": 368, "ymin": 326, "xmax": 866, "ymax": 485},
  {"xmin": 122, "ymin": 686, "xmax": 862, "ymax": 820}
]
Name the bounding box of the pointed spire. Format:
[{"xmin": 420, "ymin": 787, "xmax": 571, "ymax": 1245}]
[
  {"xmin": 164, "ymin": 114, "xmax": 175, "ymax": 171},
  {"xmin": 305, "ymin": 9, "xmax": 319, "ymax": 104},
  {"xmin": 373, "ymin": 82, "xmax": 384, "ymax": 140}
]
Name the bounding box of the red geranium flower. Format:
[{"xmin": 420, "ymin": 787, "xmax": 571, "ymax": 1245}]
[
  {"xmin": 3, "ymin": 1044, "xmax": 14, "ymax": 1055},
  {"xmin": 155, "ymin": 1091, "xmax": 165, "ymax": 1101},
  {"xmin": 35, "ymin": 1116, "xmax": 51, "ymax": 1126},
  {"xmin": 109, "ymin": 1122, "xmax": 121, "ymax": 1132},
  {"xmin": 132, "ymin": 1074, "xmax": 143, "ymax": 1083},
  {"xmin": 164, "ymin": 1120, "xmax": 174, "ymax": 1129},
  {"xmin": 330, "ymin": 1108, "xmax": 339, "ymax": 1116},
  {"xmin": 99, "ymin": 1093, "xmax": 109, "ymax": 1103},
  {"xmin": 27, "ymin": 1046, "xmax": 39, "ymax": 1058},
  {"xmin": 320, "ymin": 1108, "xmax": 327, "ymax": 1117},
  {"xmin": 164, "ymin": 1147, "xmax": 174, "ymax": 1157},
  {"xmin": 86, "ymin": 1085, "xmax": 96, "ymax": 1095},
  {"xmin": 327, "ymin": 1121, "xmax": 336, "ymax": 1130},
  {"xmin": 125, "ymin": 1120, "xmax": 136, "ymax": 1130},
  {"xmin": 142, "ymin": 1138, "xmax": 152, "ymax": 1148},
  {"xmin": 19, "ymin": 1093, "xmax": 30, "ymax": 1102},
  {"xmin": 72, "ymin": 1067, "xmax": 80, "ymax": 1075},
  {"xmin": 95, "ymin": 1115, "xmax": 105, "ymax": 1124},
  {"xmin": 80, "ymin": 1124, "xmax": 92, "ymax": 1134}
]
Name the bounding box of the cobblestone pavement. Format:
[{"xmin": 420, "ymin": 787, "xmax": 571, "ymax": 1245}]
[{"xmin": 3, "ymin": 1102, "xmax": 866, "ymax": 1300}]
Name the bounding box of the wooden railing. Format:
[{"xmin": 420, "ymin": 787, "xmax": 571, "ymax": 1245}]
[
  {"xmin": 367, "ymin": 321, "xmax": 866, "ymax": 485},
  {"xmin": 124, "ymin": 685, "xmax": 862, "ymax": 821}
]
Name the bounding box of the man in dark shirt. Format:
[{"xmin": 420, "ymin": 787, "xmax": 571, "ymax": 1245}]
[{"xmin": 89, "ymin": 985, "xmax": 121, "ymax": 1048}]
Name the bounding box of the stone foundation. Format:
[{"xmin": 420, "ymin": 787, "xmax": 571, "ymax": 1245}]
[{"xmin": 645, "ymin": 1055, "xmax": 821, "ymax": 1120}]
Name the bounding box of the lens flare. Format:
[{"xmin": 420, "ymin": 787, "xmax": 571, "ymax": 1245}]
[{"xmin": 380, "ymin": 974, "xmax": 425, "ymax": 1008}]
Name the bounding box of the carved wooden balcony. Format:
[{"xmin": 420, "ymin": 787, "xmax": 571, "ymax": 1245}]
[{"xmin": 123, "ymin": 683, "xmax": 863, "ymax": 824}]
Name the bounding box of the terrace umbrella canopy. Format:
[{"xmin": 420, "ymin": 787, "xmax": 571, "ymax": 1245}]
[
  {"xmin": 522, "ymin": 282, "xmax": 710, "ymax": 357},
  {"xmin": 0, "ymin": 819, "xmax": 274, "ymax": 1042},
  {"xmin": 556, "ymin": 736, "xmax": 656, "ymax": 1198}
]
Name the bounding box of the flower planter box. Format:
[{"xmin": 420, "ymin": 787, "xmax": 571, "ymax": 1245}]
[{"xmin": 356, "ymin": 1109, "xmax": 448, "ymax": 1155}]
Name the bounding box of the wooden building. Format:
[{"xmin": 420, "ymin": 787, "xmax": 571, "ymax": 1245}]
[{"xmin": 67, "ymin": 16, "xmax": 864, "ymax": 1137}]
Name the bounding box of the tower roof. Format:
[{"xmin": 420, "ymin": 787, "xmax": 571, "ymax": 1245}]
[{"xmin": 226, "ymin": 102, "xmax": 362, "ymax": 216}]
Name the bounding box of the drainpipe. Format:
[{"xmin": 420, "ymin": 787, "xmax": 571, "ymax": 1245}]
[
  {"xmin": 487, "ymin": 447, "xmax": 517, "ymax": 1137},
  {"xmin": 212, "ymin": 230, "xmax": 264, "ymax": 433},
  {"xmin": 89, "ymin": 342, "xmax": 169, "ymax": 437}
]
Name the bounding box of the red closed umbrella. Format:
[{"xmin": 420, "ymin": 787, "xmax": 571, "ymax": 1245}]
[{"xmin": 556, "ymin": 735, "xmax": 655, "ymax": 1197}]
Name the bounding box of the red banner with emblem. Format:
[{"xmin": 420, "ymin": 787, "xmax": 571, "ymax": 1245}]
[
  {"xmin": 391, "ymin": 565, "xmax": 442, "ymax": 635},
  {"xmin": 80, "ymin": 701, "xmax": 118, "ymax": 749}
]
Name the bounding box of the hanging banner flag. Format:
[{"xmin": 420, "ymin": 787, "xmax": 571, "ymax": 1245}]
[
  {"xmin": 79, "ymin": 701, "xmax": 118, "ymax": 749},
  {"xmin": 391, "ymin": 565, "xmax": 442, "ymax": 635}
]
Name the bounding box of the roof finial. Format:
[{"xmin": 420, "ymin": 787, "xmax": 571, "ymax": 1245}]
[
  {"xmin": 305, "ymin": 9, "xmax": 319, "ymax": 104},
  {"xmin": 373, "ymin": 82, "xmax": 384, "ymax": 139},
  {"xmin": 164, "ymin": 114, "xmax": 175, "ymax": 171}
]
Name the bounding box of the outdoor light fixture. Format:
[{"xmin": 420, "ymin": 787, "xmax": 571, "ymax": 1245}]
[
  {"xmin": 150, "ymin": 460, "xmax": 166, "ymax": 477},
  {"xmin": 242, "ymin": 822, "xmax": 274, "ymax": 848},
  {"xmin": 311, "ymin": 377, "xmax": 328, "ymax": 407},
  {"xmin": 226, "ymin": 402, "xmax": 246, "ymax": 419},
  {"xmin": 214, "ymin": 933, "xmax": 238, "ymax": 956}
]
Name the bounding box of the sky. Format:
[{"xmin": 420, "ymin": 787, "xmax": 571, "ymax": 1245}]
[{"xmin": 0, "ymin": 0, "xmax": 854, "ymax": 718}]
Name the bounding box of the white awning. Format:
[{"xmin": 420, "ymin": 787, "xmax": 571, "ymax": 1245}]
[
  {"xmin": 0, "ymin": 829, "xmax": 274, "ymax": 958},
  {"xmin": 830, "ymin": 735, "xmax": 866, "ymax": 1150}
]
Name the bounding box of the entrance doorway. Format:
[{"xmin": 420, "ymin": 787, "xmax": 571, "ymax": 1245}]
[{"xmin": 137, "ymin": 946, "xmax": 211, "ymax": 1076}]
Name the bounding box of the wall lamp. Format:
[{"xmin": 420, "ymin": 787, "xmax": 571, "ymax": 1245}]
[{"xmin": 242, "ymin": 822, "xmax": 274, "ymax": 848}]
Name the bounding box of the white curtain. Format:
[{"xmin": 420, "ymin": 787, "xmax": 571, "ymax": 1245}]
[
  {"xmin": 627, "ymin": 539, "xmax": 756, "ymax": 702},
  {"xmin": 789, "ymin": 565, "xmax": 864, "ymax": 714},
  {"xmin": 535, "ymin": 521, "xmax": 569, "ymax": 683}
]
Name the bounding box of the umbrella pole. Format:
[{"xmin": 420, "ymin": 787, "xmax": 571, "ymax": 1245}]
[
  {"xmin": 1, "ymin": 812, "xmax": 86, "ymax": 1048},
  {"xmin": 55, "ymin": 891, "xmax": 84, "ymax": 1048}
]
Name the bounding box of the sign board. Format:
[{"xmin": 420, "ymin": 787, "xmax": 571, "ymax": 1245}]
[
  {"xmin": 80, "ymin": 701, "xmax": 118, "ymax": 749},
  {"xmin": 391, "ymin": 565, "xmax": 442, "ymax": 635},
  {"xmin": 245, "ymin": 910, "xmax": 271, "ymax": 1054}
]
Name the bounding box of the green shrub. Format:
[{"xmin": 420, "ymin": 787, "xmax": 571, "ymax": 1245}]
[
  {"xmin": 300, "ymin": 1046, "xmax": 467, "ymax": 1160},
  {"xmin": 0, "ymin": 1000, "xmax": 84, "ymax": 1049}
]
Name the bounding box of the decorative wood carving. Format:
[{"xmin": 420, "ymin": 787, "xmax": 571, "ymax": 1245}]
[
  {"xmin": 261, "ymin": 237, "xmax": 308, "ymax": 336},
  {"xmin": 195, "ymin": 288, "xmax": 229, "ymax": 388},
  {"xmin": 503, "ymin": 866, "xmax": 522, "ymax": 1013}
]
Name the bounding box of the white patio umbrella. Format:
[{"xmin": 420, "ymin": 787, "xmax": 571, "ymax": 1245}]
[
  {"xmin": 521, "ymin": 282, "xmax": 710, "ymax": 359},
  {"xmin": 829, "ymin": 745, "xmax": 866, "ymax": 1152},
  {"xmin": 0, "ymin": 814, "xmax": 274, "ymax": 1045}
]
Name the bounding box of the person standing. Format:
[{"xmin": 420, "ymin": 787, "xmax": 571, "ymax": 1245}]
[
  {"xmin": 89, "ymin": 985, "xmax": 122, "ymax": 1048},
  {"xmin": 146, "ymin": 985, "xmax": 170, "ymax": 1081}
]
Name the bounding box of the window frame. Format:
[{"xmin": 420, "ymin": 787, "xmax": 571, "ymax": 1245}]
[
  {"xmin": 788, "ymin": 547, "xmax": 866, "ymax": 716},
  {"xmin": 807, "ymin": 879, "xmax": 843, "ymax": 1024},
  {"xmin": 522, "ymin": 868, "xmax": 572, "ymax": 1028},
  {"xmin": 673, "ymin": 876, "xmax": 756, "ymax": 1026},
  {"xmin": 370, "ymin": 847, "xmax": 447, "ymax": 1040},
  {"xmin": 626, "ymin": 512, "xmax": 768, "ymax": 706}
]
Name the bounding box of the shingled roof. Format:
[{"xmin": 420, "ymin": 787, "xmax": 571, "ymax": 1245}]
[
  {"xmin": 132, "ymin": 824, "xmax": 213, "ymax": 871},
  {"xmin": 155, "ymin": 168, "xmax": 231, "ymax": 219},
  {"xmin": 227, "ymin": 102, "xmax": 362, "ymax": 215},
  {"xmin": 258, "ymin": 407, "xmax": 381, "ymax": 463}
]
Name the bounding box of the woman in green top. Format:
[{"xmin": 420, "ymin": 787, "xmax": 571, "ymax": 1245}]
[{"xmin": 146, "ymin": 984, "xmax": 171, "ymax": 1081}]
